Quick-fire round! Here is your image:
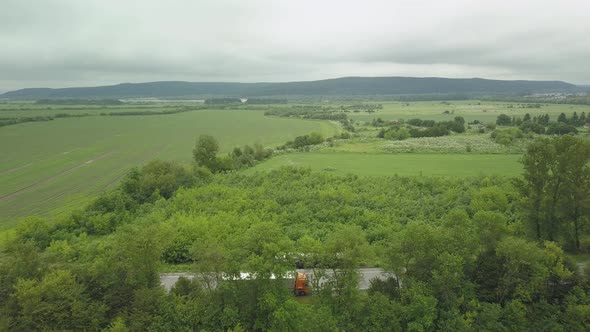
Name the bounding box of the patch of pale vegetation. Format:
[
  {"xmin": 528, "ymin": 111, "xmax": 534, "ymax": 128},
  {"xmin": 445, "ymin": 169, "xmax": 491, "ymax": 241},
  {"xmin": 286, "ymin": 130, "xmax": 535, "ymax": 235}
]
[
  {"xmin": 380, "ymin": 134, "xmax": 526, "ymax": 154},
  {"xmin": 311, "ymin": 134, "xmax": 528, "ymax": 154}
]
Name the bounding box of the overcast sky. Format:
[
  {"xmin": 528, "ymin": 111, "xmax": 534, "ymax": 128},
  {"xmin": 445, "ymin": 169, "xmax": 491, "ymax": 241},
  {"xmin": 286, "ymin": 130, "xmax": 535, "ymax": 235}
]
[{"xmin": 1, "ymin": 0, "xmax": 589, "ymax": 91}]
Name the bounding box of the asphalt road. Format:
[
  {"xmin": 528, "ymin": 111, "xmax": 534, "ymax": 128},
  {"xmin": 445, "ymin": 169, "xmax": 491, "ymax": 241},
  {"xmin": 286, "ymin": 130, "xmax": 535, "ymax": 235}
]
[
  {"xmin": 160, "ymin": 273, "xmax": 196, "ymax": 292},
  {"xmin": 161, "ymin": 264, "xmax": 588, "ymax": 292},
  {"xmin": 160, "ymin": 268, "xmax": 393, "ymax": 292}
]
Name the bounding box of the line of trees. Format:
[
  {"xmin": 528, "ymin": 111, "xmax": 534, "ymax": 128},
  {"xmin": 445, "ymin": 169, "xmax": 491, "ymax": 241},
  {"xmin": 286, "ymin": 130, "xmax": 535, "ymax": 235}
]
[
  {"xmin": 192, "ymin": 130, "xmax": 351, "ymax": 174},
  {"xmin": 103, "ymin": 107, "xmax": 201, "ymax": 116},
  {"xmin": 0, "ymin": 114, "xmax": 87, "ymax": 127},
  {"xmin": 0, "ymin": 115, "xmax": 54, "ymax": 127},
  {"xmin": 490, "ymin": 127, "xmax": 525, "ymax": 145},
  {"xmin": 204, "ymin": 98, "xmax": 242, "ymax": 105},
  {"xmin": 340, "ymin": 103, "xmax": 382, "ymax": 112},
  {"xmin": 377, "ymin": 116, "xmax": 466, "ymax": 140},
  {"xmin": 496, "ymin": 112, "xmax": 586, "ymax": 135},
  {"xmin": 264, "ymin": 108, "xmax": 348, "ymax": 121},
  {"xmin": 35, "ymin": 99, "xmax": 124, "ymax": 105},
  {"xmin": 193, "ymin": 135, "xmax": 273, "ymax": 173},
  {"xmin": 0, "ymin": 105, "xmax": 164, "ymax": 112},
  {"xmin": 0, "ymin": 107, "xmax": 203, "ymax": 128},
  {"xmin": 264, "ymin": 104, "xmax": 379, "ymax": 122},
  {"xmin": 278, "ymin": 132, "xmax": 326, "ymax": 150},
  {"xmin": 245, "ymin": 98, "xmax": 288, "ymax": 104},
  {"xmin": 517, "ymin": 135, "xmax": 590, "ymax": 251},
  {"xmin": 486, "ymin": 95, "xmax": 590, "ymax": 106}
]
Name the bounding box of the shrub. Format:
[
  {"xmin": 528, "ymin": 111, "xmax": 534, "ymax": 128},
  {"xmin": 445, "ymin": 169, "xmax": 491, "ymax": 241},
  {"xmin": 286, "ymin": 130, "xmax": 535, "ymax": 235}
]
[
  {"xmin": 491, "ymin": 128, "xmax": 523, "ymax": 145},
  {"xmin": 546, "ymin": 123, "xmax": 578, "ymax": 135},
  {"xmin": 496, "ymin": 114, "xmax": 512, "ymax": 126}
]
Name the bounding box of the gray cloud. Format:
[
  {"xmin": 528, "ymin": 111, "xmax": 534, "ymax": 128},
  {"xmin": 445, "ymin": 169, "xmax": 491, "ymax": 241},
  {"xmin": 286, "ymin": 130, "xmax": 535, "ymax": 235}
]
[{"xmin": 1, "ymin": 0, "xmax": 589, "ymax": 91}]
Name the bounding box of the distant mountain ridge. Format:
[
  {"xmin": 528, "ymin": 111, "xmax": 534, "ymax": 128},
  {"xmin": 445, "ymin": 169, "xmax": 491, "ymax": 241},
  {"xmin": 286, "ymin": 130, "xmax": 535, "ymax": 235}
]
[{"xmin": 0, "ymin": 77, "xmax": 576, "ymax": 99}]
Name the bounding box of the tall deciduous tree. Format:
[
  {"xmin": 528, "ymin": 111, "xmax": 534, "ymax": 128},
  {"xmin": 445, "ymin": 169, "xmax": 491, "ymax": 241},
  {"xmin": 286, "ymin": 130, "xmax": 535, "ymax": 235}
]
[
  {"xmin": 553, "ymin": 136, "xmax": 590, "ymax": 249},
  {"xmin": 558, "ymin": 112, "xmax": 567, "ymax": 123},
  {"xmin": 519, "ymin": 136, "xmax": 590, "ymax": 249},
  {"xmin": 193, "ymin": 135, "xmax": 220, "ymax": 171},
  {"xmin": 519, "ymin": 137, "xmax": 554, "ymax": 240},
  {"xmin": 11, "ymin": 270, "xmax": 105, "ymax": 331},
  {"xmin": 496, "ymin": 114, "xmax": 512, "ymax": 126}
]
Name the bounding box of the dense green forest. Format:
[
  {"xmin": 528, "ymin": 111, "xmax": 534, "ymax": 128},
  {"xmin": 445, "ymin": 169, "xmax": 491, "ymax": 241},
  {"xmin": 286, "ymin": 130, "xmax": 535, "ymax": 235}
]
[{"xmin": 0, "ymin": 135, "xmax": 589, "ymax": 331}]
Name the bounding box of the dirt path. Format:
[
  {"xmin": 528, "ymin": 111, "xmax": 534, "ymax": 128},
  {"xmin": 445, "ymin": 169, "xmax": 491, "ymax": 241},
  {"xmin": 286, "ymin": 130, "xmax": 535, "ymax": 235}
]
[
  {"xmin": 0, "ymin": 148, "xmax": 82, "ymax": 176},
  {"xmin": 0, "ymin": 163, "xmax": 33, "ymax": 176},
  {"xmin": 0, "ymin": 152, "xmax": 112, "ymax": 203}
]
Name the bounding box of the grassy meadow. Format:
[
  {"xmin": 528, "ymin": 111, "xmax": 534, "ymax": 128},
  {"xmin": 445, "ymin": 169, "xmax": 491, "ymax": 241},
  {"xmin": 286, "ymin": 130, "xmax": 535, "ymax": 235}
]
[
  {"xmin": 245, "ymin": 152, "xmax": 522, "ymax": 177},
  {"xmin": 0, "ymin": 107, "xmax": 338, "ymax": 228}
]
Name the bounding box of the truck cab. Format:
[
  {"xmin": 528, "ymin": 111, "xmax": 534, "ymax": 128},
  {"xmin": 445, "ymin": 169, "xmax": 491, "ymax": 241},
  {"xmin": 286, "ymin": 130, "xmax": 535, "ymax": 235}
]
[{"xmin": 294, "ymin": 272, "xmax": 311, "ymax": 296}]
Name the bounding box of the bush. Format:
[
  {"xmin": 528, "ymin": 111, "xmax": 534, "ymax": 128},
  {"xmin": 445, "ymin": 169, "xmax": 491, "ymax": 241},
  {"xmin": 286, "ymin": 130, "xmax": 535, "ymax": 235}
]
[
  {"xmin": 122, "ymin": 160, "xmax": 199, "ymax": 203},
  {"xmin": 449, "ymin": 116, "xmax": 466, "ymax": 133},
  {"xmin": 338, "ymin": 132, "xmax": 352, "ymax": 139},
  {"xmin": 384, "ymin": 127, "xmax": 411, "ymax": 141},
  {"xmin": 519, "ymin": 121, "xmax": 545, "ymax": 134},
  {"xmin": 410, "ymin": 125, "xmax": 450, "ymax": 138},
  {"xmin": 546, "ymin": 123, "xmax": 578, "ymax": 135},
  {"xmin": 491, "ymin": 128, "xmax": 523, "ymax": 145},
  {"xmin": 407, "ymin": 117, "xmax": 464, "ymax": 133},
  {"xmin": 496, "ymin": 114, "xmax": 512, "ymax": 126},
  {"xmin": 281, "ymin": 132, "xmax": 325, "ymax": 149}
]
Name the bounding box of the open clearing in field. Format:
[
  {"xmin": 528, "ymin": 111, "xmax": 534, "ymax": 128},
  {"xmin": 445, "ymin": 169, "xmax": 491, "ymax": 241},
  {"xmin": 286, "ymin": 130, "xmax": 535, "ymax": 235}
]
[
  {"xmin": 0, "ymin": 109, "xmax": 338, "ymax": 228},
  {"xmin": 245, "ymin": 152, "xmax": 522, "ymax": 177}
]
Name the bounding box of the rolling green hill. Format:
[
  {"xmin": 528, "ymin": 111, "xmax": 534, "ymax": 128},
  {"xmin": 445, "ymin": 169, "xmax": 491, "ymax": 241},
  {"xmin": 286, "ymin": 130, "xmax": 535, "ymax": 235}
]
[{"xmin": 1, "ymin": 76, "xmax": 575, "ymax": 99}]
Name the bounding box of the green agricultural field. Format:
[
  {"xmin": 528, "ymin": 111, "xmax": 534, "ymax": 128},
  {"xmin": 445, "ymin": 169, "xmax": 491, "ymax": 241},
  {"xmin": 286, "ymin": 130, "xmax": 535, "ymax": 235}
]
[
  {"xmin": 348, "ymin": 100, "xmax": 590, "ymax": 123},
  {"xmin": 0, "ymin": 102, "xmax": 173, "ymax": 118},
  {"xmin": 0, "ymin": 109, "xmax": 338, "ymax": 228},
  {"xmin": 245, "ymin": 152, "xmax": 522, "ymax": 177}
]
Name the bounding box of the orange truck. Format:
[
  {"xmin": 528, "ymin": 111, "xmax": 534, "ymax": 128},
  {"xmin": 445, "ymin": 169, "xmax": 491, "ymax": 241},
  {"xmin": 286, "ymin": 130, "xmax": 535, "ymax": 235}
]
[{"xmin": 294, "ymin": 272, "xmax": 311, "ymax": 296}]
